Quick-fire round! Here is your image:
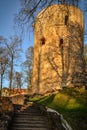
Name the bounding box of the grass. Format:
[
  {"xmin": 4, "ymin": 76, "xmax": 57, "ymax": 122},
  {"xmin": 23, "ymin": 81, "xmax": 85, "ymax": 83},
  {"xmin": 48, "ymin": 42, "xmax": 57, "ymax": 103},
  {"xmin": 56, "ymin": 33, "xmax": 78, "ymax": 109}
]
[{"xmin": 29, "ymin": 87, "xmax": 87, "ymax": 130}]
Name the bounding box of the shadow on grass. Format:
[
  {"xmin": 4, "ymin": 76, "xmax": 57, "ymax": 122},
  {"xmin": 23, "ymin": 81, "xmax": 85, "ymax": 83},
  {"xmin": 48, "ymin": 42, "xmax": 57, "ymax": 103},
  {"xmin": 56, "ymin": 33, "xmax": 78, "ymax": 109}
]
[
  {"xmin": 38, "ymin": 94, "xmax": 55, "ymax": 105},
  {"xmin": 29, "ymin": 94, "xmax": 55, "ymax": 104}
]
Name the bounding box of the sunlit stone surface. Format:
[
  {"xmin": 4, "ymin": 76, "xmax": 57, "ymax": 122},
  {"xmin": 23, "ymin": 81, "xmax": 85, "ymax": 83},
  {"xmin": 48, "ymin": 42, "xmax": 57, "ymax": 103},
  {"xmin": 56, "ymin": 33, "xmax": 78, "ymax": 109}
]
[{"xmin": 32, "ymin": 4, "xmax": 86, "ymax": 94}]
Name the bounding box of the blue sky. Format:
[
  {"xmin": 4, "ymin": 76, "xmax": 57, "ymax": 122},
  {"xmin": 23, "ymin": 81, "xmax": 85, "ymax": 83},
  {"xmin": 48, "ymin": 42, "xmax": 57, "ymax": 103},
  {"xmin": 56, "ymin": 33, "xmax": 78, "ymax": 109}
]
[
  {"xmin": 0, "ymin": 0, "xmax": 34, "ymax": 61},
  {"xmin": 0, "ymin": 0, "xmax": 20, "ymax": 35}
]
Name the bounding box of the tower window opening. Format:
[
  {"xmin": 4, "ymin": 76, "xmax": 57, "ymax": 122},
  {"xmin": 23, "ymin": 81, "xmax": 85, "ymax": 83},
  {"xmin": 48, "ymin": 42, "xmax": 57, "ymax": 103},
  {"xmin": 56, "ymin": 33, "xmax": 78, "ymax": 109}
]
[
  {"xmin": 65, "ymin": 15, "xmax": 68, "ymax": 25},
  {"xmin": 40, "ymin": 37, "xmax": 45, "ymax": 45},
  {"xmin": 59, "ymin": 38, "xmax": 63, "ymax": 47}
]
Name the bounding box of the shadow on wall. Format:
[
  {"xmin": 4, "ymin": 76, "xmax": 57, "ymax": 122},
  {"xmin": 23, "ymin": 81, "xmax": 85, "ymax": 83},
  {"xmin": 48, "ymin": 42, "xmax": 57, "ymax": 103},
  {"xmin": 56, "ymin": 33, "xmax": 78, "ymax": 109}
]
[{"xmin": 35, "ymin": 22, "xmax": 87, "ymax": 93}]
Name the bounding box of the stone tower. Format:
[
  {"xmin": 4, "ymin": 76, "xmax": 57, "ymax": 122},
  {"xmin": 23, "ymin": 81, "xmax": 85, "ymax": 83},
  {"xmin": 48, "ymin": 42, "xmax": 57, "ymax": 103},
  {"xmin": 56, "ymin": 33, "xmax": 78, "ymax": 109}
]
[{"xmin": 32, "ymin": 4, "xmax": 86, "ymax": 94}]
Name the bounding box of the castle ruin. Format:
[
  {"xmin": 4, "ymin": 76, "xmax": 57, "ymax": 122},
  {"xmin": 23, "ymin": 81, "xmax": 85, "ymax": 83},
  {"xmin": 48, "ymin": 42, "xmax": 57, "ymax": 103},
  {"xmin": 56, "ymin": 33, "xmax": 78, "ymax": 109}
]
[{"xmin": 32, "ymin": 4, "xmax": 86, "ymax": 94}]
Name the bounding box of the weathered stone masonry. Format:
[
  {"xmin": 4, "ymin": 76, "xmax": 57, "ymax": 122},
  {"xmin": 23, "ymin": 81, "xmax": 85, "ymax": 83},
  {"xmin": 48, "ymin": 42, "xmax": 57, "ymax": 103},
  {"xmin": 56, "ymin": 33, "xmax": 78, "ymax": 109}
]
[{"xmin": 32, "ymin": 4, "xmax": 86, "ymax": 94}]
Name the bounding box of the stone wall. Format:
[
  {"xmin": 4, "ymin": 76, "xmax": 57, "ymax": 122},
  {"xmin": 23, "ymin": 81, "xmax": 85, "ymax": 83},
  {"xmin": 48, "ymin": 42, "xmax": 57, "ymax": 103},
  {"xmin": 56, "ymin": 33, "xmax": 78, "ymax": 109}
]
[{"xmin": 32, "ymin": 4, "xmax": 86, "ymax": 94}]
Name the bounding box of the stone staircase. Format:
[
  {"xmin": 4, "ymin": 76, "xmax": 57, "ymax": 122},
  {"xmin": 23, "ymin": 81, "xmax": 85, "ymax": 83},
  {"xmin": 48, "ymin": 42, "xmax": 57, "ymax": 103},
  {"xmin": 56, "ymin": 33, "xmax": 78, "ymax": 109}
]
[{"xmin": 9, "ymin": 103, "xmax": 51, "ymax": 130}]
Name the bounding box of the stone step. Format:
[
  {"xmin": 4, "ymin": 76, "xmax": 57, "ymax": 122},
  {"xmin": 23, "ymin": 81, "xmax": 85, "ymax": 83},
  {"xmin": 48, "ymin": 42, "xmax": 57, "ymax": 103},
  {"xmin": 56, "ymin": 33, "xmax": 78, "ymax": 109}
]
[
  {"xmin": 11, "ymin": 123, "xmax": 48, "ymax": 127},
  {"xmin": 14, "ymin": 113, "xmax": 42, "ymax": 116},
  {"xmin": 16, "ymin": 109, "xmax": 40, "ymax": 112},
  {"xmin": 15, "ymin": 111, "xmax": 41, "ymax": 114},
  {"xmin": 13, "ymin": 105, "xmax": 22, "ymax": 109},
  {"xmin": 20, "ymin": 110, "xmax": 40, "ymax": 113},
  {"xmin": 10, "ymin": 104, "xmax": 51, "ymax": 130},
  {"xmin": 14, "ymin": 115, "xmax": 47, "ymax": 118},
  {"xmin": 11, "ymin": 120, "xmax": 47, "ymax": 124},
  {"xmin": 13, "ymin": 117, "xmax": 47, "ymax": 121},
  {"xmin": 23, "ymin": 108, "xmax": 40, "ymax": 110},
  {"xmin": 15, "ymin": 108, "xmax": 41, "ymax": 113},
  {"xmin": 10, "ymin": 128, "xmax": 50, "ymax": 130}
]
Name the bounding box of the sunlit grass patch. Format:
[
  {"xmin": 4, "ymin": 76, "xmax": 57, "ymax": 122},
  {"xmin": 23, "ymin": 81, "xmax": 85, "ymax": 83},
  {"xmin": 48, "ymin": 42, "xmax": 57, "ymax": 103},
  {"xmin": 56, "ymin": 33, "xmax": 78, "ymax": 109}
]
[
  {"xmin": 66, "ymin": 98, "xmax": 83, "ymax": 109},
  {"xmin": 29, "ymin": 96, "xmax": 41, "ymax": 102}
]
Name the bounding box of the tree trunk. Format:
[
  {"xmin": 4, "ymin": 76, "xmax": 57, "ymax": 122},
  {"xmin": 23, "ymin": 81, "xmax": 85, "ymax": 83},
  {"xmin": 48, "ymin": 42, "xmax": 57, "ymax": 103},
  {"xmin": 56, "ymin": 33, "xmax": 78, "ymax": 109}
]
[
  {"xmin": 0, "ymin": 74, "xmax": 3, "ymax": 97},
  {"xmin": 9, "ymin": 55, "xmax": 14, "ymax": 89}
]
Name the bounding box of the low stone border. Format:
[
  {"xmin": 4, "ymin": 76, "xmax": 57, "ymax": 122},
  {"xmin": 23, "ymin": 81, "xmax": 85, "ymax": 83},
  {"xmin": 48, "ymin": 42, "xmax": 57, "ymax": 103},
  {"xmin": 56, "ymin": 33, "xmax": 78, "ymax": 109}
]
[
  {"xmin": 0, "ymin": 97, "xmax": 14, "ymax": 130},
  {"xmin": 47, "ymin": 107, "xmax": 73, "ymax": 130},
  {"xmin": 0, "ymin": 112, "xmax": 13, "ymax": 130}
]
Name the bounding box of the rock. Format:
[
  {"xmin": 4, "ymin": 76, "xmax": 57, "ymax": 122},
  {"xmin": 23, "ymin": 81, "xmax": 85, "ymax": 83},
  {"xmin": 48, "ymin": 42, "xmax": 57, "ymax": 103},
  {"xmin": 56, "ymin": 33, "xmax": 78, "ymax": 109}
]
[{"xmin": 0, "ymin": 97, "xmax": 14, "ymax": 113}]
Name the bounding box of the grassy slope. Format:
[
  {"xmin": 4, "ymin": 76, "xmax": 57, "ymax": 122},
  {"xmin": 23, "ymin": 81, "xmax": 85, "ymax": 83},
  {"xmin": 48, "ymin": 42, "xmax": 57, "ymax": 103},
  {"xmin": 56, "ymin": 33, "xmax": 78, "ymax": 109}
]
[{"xmin": 30, "ymin": 88, "xmax": 87, "ymax": 130}]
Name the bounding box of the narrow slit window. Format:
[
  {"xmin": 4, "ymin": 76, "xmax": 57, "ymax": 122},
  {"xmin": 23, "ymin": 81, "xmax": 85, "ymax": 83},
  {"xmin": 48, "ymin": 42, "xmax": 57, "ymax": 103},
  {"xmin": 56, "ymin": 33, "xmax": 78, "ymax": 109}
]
[
  {"xmin": 40, "ymin": 37, "xmax": 45, "ymax": 45},
  {"xmin": 59, "ymin": 38, "xmax": 63, "ymax": 47},
  {"xmin": 65, "ymin": 15, "xmax": 68, "ymax": 25}
]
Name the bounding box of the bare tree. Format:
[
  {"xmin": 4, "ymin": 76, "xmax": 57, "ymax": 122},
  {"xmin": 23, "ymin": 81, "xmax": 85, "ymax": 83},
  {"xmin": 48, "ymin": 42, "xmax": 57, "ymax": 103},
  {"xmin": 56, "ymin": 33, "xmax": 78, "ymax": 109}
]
[
  {"xmin": 22, "ymin": 46, "xmax": 33, "ymax": 87},
  {"xmin": 7, "ymin": 36, "xmax": 22, "ymax": 89},
  {"xmin": 15, "ymin": 71, "xmax": 22, "ymax": 89},
  {"xmin": 0, "ymin": 35, "xmax": 22, "ymax": 89},
  {"xmin": 0, "ymin": 48, "xmax": 8, "ymax": 96},
  {"xmin": 15, "ymin": 0, "xmax": 79, "ymax": 27}
]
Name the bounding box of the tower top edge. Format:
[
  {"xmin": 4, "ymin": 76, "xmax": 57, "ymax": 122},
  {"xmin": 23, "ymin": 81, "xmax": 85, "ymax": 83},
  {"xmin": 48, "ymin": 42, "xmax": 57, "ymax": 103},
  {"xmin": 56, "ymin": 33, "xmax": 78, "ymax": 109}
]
[{"xmin": 37, "ymin": 4, "xmax": 83, "ymax": 17}]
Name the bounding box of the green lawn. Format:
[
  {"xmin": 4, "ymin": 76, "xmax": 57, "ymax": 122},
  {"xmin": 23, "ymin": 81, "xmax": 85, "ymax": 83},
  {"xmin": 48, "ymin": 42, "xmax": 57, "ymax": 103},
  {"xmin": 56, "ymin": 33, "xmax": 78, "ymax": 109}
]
[{"xmin": 30, "ymin": 87, "xmax": 87, "ymax": 130}]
